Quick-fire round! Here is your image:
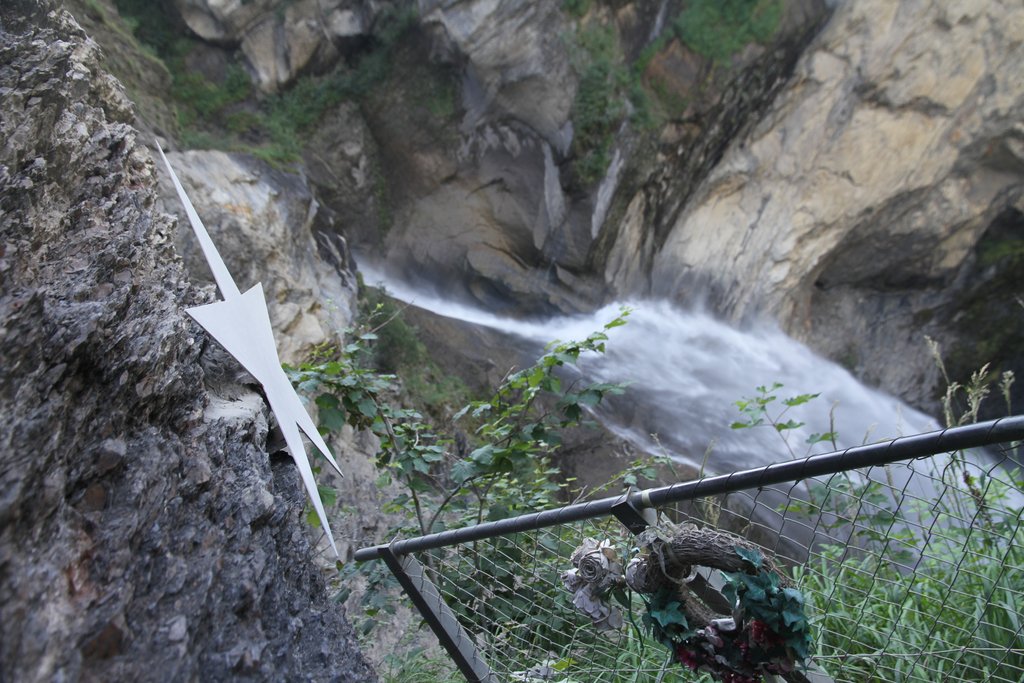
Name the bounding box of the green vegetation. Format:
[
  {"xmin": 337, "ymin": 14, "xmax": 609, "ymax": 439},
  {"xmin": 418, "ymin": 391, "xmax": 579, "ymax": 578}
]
[
  {"xmin": 305, "ymin": 310, "xmax": 1020, "ymax": 681},
  {"xmin": 289, "ymin": 306, "xmax": 642, "ymax": 656},
  {"xmin": 979, "ymin": 232, "xmax": 1024, "ymax": 267},
  {"xmin": 731, "ymin": 382, "xmax": 838, "ymax": 456},
  {"xmin": 564, "ymin": 0, "xmax": 783, "ymax": 186},
  {"xmin": 378, "ymin": 645, "xmax": 457, "ymax": 683},
  {"xmin": 568, "ymin": 24, "xmax": 630, "ymax": 186},
  {"xmin": 736, "ymin": 371, "xmax": 1022, "ymax": 682},
  {"xmin": 792, "ymin": 449, "xmax": 1024, "ymax": 682},
  {"xmin": 355, "ymin": 286, "xmax": 469, "ymax": 417},
  {"xmin": 562, "ymin": 0, "xmax": 593, "ymax": 19},
  {"xmin": 291, "ymin": 303, "xmax": 629, "ymax": 536},
  {"xmin": 110, "ymin": 1, "xmax": 417, "ymax": 166},
  {"xmin": 673, "ymin": 0, "xmax": 783, "ymax": 64},
  {"xmin": 111, "ymin": 0, "xmax": 180, "ymax": 58}
]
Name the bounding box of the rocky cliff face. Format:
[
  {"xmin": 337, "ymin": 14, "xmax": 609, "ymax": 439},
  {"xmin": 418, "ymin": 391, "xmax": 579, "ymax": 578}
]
[
  {"xmin": 0, "ymin": 2, "xmax": 373, "ymax": 680},
  {"xmin": 70, "ymin": 0, "xmax": 1023, "ymax": 412},
  {"xmin": 628, "ymin": 0, "xmax": 1024, "ymax": 406},
  {"xmin": 174, "ymin": 0, "xmax": 378, "ymax": 93},
  {"xmin": 157, "ymin": 149, "xmax": 357, "ymax": 364},
  {"xmin": 363, "ymin": 0, "xmax": 831, "ymax": 316}
]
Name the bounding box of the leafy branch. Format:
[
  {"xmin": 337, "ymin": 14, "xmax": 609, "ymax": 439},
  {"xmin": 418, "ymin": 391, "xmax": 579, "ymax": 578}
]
[{"xmin": 730, "ymin": 382, "xmax": 837, "ymax": 459}]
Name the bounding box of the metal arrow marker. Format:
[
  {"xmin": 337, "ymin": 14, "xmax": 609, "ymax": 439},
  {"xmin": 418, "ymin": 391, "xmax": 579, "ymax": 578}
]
[{"xmin": 157, "ymin": 143, "xmax": 342, "ymax": 557}]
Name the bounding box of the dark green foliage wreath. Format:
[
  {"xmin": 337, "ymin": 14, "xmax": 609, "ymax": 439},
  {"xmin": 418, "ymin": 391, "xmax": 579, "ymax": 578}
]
[{"xmin": 630, "ymin": 527, "xmax": 813, "ymax": 683}]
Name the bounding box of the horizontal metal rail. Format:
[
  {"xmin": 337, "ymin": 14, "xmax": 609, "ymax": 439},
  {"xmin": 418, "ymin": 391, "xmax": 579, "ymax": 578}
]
[{"xmin": 355, "ymin": 415, "xmax": 1024, "ymax": 562}]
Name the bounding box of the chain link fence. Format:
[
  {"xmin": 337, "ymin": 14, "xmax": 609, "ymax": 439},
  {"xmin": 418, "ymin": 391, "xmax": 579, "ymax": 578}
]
[{"xmin": 355, "ymin": 417, "xmax": 1024, "ymax": 682}]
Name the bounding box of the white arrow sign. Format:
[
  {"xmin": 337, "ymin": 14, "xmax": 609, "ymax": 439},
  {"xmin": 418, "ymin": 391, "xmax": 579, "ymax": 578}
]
[{"xmin": 157, "ymin": 143, "xmax": 342, "ymax": 557}]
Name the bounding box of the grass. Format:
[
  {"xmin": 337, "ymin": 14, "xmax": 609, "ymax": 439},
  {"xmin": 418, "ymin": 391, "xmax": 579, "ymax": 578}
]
[
  {"xmin": 790, "ymin": 456, "xmax": 1024, "ymax": 679},
  {"xmin": 377, "ymin": 645, "xmax": 458, "ymax": 683}
]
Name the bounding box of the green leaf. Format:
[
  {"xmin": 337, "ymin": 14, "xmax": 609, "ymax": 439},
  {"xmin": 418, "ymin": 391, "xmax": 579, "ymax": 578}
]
[
  {"xmin": 553, "ymin": 351, "xmax": 578, "ymax": 365},
  {"xmin": 407, "ymin": 474, "xmax": 433, "ymax": 490},
  {"xmin": 650, "ymin": 600, "xmax": 688, "ymax": 629},
  {"xmin": 775, "ymin": 419, "xmax": 804, "ymax": 432},
  {"xmin": 735, "ymin": 545, "xmax": 764, "ymax": 569},
  {"xmin": 317, "ymin": 485, "xmax": 338, "ymax": 508},
  {"xmin": 782, "ymin": 608, "xmax": 804, "ymax": 627},
  {"xmin": 298, "ymin": 378, "xmax": 320, "ymax": 394},
  {"xmin": 357, "ymin": 397, "xmax": 378, "ymax": 418},
  {"xmin": 783, "ymin": 392, "xmax": 819, "ymax": 407},
  {"xmin": 316, "ymin": 394, "xmax": 347, "ymax": 433},
  {"xmin": 722, "ymin": 581, "xmax": 737, "ymax": 606},
  {"xmin": 540, "ymin": 375, "xmax": 561, "ymax": 393},
  {"xmin": 807, "ymin": 431, "xmax": 837, "ymax": 444},
  {"xmin": 782, "ymin": 587, "xmax": 805, "ymax": 605},
  {"xmin": 552, "ymin": 657, "xmax": 576, "ymax": 671},
  {"xmin": 744, "ymin": 584, "xmax": 766, "ymax": 603},
  {"xmin": 469, "ymin": 444, "xmax": 496, "ymax": 466}
]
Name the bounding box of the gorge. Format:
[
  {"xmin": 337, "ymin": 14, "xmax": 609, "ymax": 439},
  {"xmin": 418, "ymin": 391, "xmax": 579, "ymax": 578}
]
[{"xmin": 2, "ymin": 0, "xmax": 1022, "ymax": 679}]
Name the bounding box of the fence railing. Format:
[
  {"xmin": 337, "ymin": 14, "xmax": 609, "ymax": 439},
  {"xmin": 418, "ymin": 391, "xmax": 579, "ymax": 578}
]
[{"xmin": 355, "ymin": 416, "xmax": 1024, "ymax": 682}]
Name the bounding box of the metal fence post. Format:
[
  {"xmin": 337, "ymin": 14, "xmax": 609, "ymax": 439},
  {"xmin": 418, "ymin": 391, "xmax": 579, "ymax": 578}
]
[{"xmin": 378, "ymin": 544, "xmax": 496, "ymax": 682}]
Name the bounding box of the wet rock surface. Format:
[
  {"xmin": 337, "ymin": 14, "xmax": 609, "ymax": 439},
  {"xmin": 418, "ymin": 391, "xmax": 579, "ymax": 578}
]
[
  {"xmin": 0, "ymin": 3, "xmax": 374, "ymax": 680},
  {"xmin": 641, "ymin": 0, "xmax": 1024, "ymax": 407}
]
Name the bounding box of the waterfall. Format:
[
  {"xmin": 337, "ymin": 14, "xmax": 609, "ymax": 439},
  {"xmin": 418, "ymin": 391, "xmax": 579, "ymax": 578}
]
[
  {"xmin": 649, "ymin": 0, "xmax": 670, "ymax": 43},
  {"xmin": 591, "ymin": 147, "xmax": 625, "ymax": 239},
  {"xmin": 358, "ymin": 262, "xmax": 939, "ymax": 474}
]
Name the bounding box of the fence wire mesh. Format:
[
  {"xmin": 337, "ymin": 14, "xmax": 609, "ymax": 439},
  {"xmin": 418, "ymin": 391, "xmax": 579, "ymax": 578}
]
[{"xmin": 359, "ymin": 425, "xmax": 1024, "ymax": 682}]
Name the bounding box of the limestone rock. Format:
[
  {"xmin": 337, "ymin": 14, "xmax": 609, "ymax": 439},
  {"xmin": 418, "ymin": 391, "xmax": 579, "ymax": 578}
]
[
  {"xmin": 173, "ymin": 0, "xmax": 375, "ymax": 92},
  {"xmin": 377, "ymin": 0, "xmax": 827, "ymax": 316},
  {"xmin": 599, "ymin": 0, "xmax": 830, "ymax": 291},
  {"xmin": 157, "ymin": 149, "xmax": 356, "ymax": 363},
  {"xmin": 632, "ymin": 0, "xmax": 1024, "ymax": 406},
  {"xmin": 303, "ymin": 101, "xmax": 382, "ymax": 243},
  {"xmin": 420, "ymin": 0, "xmax": 575, "ymax": 149},
  {"xmin": 0, "ymin": 3, "xmax": 373, "ymax": 680}
]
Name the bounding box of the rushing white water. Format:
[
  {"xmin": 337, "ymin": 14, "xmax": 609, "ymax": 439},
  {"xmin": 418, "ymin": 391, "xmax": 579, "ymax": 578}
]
[{"xmin": 358, "ymin": 262, "xmax": 939, "ymax": 473}]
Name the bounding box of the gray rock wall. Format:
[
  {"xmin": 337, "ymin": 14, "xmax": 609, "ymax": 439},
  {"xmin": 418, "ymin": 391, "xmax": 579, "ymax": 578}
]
[
  {"xmin": 0, "ymin": 2, "xmax": 374, "ymax": 680},
  {"xmin": 71, "ymin": 0, "xmax": 1022, "ymax": 413},
  {"xmin": 634, "ymin": 0, "xmax": 1024, "ymax": 406}
]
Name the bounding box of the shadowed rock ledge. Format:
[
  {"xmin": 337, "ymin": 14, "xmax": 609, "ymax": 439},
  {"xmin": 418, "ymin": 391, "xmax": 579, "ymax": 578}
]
[{"xmin": 0, "ymin": 2, "xmax": 374, "ymax": 680}]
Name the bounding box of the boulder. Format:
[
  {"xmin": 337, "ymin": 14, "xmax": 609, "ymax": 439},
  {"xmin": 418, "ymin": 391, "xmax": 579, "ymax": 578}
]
[
  {"xmin": 173, "ymin": 0, "xmax": 375, "ymax": 92},
  {"xmin": 420, "ymin": 0, "xmax": 576, "ymax": 150}
]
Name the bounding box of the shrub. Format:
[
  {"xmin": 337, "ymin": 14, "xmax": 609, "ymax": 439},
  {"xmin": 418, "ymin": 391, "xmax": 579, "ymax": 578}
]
[
  {"xmin": 289, "ymin": 308, "xmax": 633, "ymax": 646},
  {"xmin": 673, "ymin": 0, "xmax": 783, "ymax": 64},
  {"xmin": 568, "ymin": 24, "xmax": 629, "ymax": 186}
]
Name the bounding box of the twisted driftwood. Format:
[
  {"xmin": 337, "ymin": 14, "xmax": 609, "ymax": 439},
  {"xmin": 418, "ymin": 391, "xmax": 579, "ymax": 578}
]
[{"xmin": 626, "ymin": 525, "xmax": 816, "ymax": 683}]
